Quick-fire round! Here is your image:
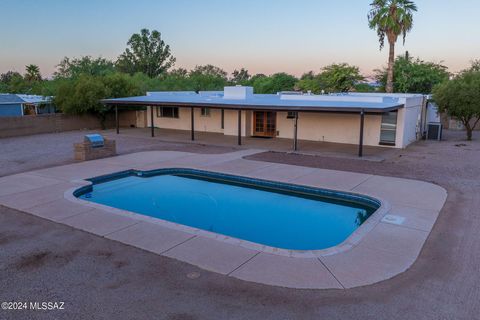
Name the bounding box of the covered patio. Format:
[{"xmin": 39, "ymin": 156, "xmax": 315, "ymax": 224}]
[
  {"xmin": 103, "ymin": 127, "xmax": 397, "ymax": 161},
  {"xmin": 102, "ymin": 88, "xmax": 405, "ymax": 158}
]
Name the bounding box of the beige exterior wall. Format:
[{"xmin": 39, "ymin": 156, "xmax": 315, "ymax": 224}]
[
  {"xmin": 148, "ymin": 106, "xmax": 224, "ymax": 133},
  {"xmin": 146, "ymin": 107, "xmax": 252, "ymax": 137},
  {"xmin": 223, "ymin": 109, "xmax": 251, "ymax": 137},
  {"xmin": 276, "ymin": 112, "xmax": 384, "ymax": 147},
  {"xmin": 135, "ymin": 110, "xmax": 148, "ymax": 128},
  {"xmin": 143, "ymin": 106, "xmax": 416, "ymax": 148}
]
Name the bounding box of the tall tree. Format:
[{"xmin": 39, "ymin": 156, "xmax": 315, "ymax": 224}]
[
  {"xmin": 189, "ymin": 65, "xmax": 228, "ymax": 91},
  {"xmin": 54, "ymin": 73, "xmax": 142, "ymax": 128},
  {"xmin": 374, "ymin": 53, "xmax": 449, "ymax": 93},
  {"xmin": 116, "ymin": 28, "xmax": 175, "ymax": 77},
  {"xmin": 54, "ymin": 56, "xmax": 115, "ymax": 79},
  {"xmin": 300, "ymin": 71, "xmax": 316, "ymax": 80},
  {"xmin": 54, "ymin": 75, "xmax": 108, "ymax": 126},
  {"xmin": 467, "ymin": 59, "xmax": 480, "ymax": 72},
  {"xmin": 368, "ymin": 0, "xmax": 417, "ymax": 93},
  {"xmin": 433, "ymin": 70, "xmax": 480, "ymax": 140},
  {"xmin": 25, "ymin": 64, "xmax": 41, "ymax": 81},
  {"xmin": 318, "ymin": 63, "xmax": 365, "ymax": 92},
  {"xmin": 231, "ymin": 68, "xmax": 251, "ymax": 84},
  {"xmin": 0, "ymin": 71, "xmax": 22, "ymax": 84},
  {"xmin": 251, "ymin": 73, "xmax": 297, "ymax": 94},
  {"xmin": 295, "ymin": 64, "xmax": 364, "ymax": 93}
]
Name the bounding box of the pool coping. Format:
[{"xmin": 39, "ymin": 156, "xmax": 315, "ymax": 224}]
[
  {"xmin": 0, "ymin": 150, "xmax": 447, "ymax": 289},
  {"xmin": 64, "ymin": 168, "xmax": 391, "ymax": 258}
]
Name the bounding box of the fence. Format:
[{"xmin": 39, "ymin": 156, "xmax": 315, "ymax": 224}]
[{"xmin": 0, "ymin": 113, "xmax": 116, "ymax": 138}]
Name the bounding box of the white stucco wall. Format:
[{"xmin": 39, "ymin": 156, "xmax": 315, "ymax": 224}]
[
  {"xmin": 397, "ymin": 96, "xmax": 424, "ymax": 148},
  {"xmin": 426, "ymin": 101, "xmax": 441, "ymax": 123}
]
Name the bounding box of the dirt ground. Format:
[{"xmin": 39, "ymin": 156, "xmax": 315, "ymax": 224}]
[
  {"xmin": 0, "ymin": 129, "xmax": 236, "ymax": 177},
  {"xmin": 0, "ymin": 130, "xmax": 479, "ymax": 320}
]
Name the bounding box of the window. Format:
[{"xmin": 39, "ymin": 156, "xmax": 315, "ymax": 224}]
[
  {"xmin": 157, "ymin": 107, "xmax": 179, "ymax": 118},
  {"xmin": 379, "ymin": 112, "xmax": 397, "ymax": 145},
  {"xmin": 287, "ymin": 111, "xmax": 297, "ymax": 119},
  {"xmin": 201, "ymin": 107, "xmax": 211, "ymax": 117}
]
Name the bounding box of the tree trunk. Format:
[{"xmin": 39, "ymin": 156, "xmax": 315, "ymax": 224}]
[
  {"xmin": 386, "ymin": 41, "xmax": 395, "ymax": 93},
  {"xmin": 464, "ymin": 121, "xmax": 473, "ymax": 141},
  {"xmin": 466, "ymin": 128, "xmax": 472, "ymax": 141}
]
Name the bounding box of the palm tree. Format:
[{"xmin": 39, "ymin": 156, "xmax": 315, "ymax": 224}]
[
  {"xmin": 368, "ymin": 0, "xmax": 417, "ymax": 93},
  {"xmin": 25, "ymin": 64, "xmax": 41, "ymax": 81}
]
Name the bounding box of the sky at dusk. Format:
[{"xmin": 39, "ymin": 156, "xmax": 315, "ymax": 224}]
[{"xmin": 1, "ymin": 0, "xmax": 479, "ymax": 78}]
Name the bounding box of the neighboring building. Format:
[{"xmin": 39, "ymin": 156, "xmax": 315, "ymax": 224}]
[
  {"xmin": 0, "ymin": 94, "xmax": 55, "ymax": 117},
  {"xmin": 103, "ymin": 86, "xmax": 429, "ymax": 156}
]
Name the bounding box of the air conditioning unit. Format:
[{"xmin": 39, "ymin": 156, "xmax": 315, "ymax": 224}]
[{"xmin": 427, "ymin": 122, "xmax": 442, "ymax": 141}]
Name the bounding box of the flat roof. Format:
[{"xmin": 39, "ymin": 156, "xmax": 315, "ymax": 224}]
[
  {"xmin": 0, "ymin": 94, "xmax": 51, "ymax": 105},
  {"xmin": 102, "ymin": 89, "xmax": 406, "ymax": 113}
]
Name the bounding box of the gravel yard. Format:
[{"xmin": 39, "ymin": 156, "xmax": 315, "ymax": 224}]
[
  {"xmin": 0, "ymin": 130, "xmax": 479, "ymax": 320},
  {"xmin": 0, "ymin": 129, "xmax": 236, "ymax": 177}
]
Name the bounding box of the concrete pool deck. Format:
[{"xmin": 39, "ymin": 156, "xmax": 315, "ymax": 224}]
[{"xmin": 0, "ymin": 150, "xmax": 447, "ymax": 289}]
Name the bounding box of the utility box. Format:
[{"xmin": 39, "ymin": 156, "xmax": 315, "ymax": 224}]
[
  {"xmin": 427, "ymin": 122, "xmax": 443, "ymax": 141},
  {"xmin": 74, "ymin": 134, "xmax": 116, "ymax": 161},
  {"xmin": 223, "ymin": 86, "xmax": 254, "ymax": 100}
]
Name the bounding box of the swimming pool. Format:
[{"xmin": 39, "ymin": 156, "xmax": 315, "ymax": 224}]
[{"xmin": 75, "ymin": 169, "xmax": 380, "ymax": 251}]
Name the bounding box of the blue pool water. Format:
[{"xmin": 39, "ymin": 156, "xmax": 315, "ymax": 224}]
[{"xmin": 76, "ymin": 169, "xmax": 378, "ymax": 250}]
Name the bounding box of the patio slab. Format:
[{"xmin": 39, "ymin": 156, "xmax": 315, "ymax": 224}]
[
  {"xmin": 352, "ymin": 175, "xmax": 448, "ymax": 210},
  {"xmin": 99, "ymin": 151, "xmax": 193, "ymax": 167},
  {"xmin": 289, "ymin": 168, "xmax": 373, "ymax": 191},
  {"xmin": 384, "ymin": 205, "xmax": 440, "ymax": 232},
  {"xmin": 320, "ymin": 244, "xmax": 411, "ymax": 289},
  {"xmin": 31, "ymin": 162, "xmax": 131, "ymax": 182},
  {"xmin": 163, "ymin": 236, "xmax": 260, "ymax": 275},
  {"xmin": 356, "ymin": 222, "xmax": 428, "ymax": 256},
  {"xmin": 0, "ymin": 149, "xmax": 447, "ymax": 289},
  {"xmin": 320, "ymin": 222, "xmax": 428, "ymax": 288},
  {"xmin": 0, "ymin": 182, "xmax": 74, "ymax": 211},
  {"xmin": 242, "ymin": 163, "xmax": 318, "ymax": 182},
  {"xmin": 133, "ymin": 150, "xmax": 262, "ymax": 172},
  {"xmin": 61, "ymin": 209, "xmax": 139, "ymax": 236},
  {"xmin": 0, "ymin": 173, "xmax": 63, "ymax": 197},
  {"xmin": 26, "ymin": 198, "xmax": 95, "ymax": 221},
  {"xmin": 106, "ymin": 221, "xmax": 195, "ymax": 255},
  {"xmin": 230, "ymin": 253, "xmax": 343, "ymax": 289},
  {"xmin": 202, "ymin": 158, "xmax": 277, "ymax": 175}
]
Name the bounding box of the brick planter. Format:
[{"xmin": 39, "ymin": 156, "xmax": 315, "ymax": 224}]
[{"xmin": 74, "ymin": 139, "xmax": 116, "ymax": 161}]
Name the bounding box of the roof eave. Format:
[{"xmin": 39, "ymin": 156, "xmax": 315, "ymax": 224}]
[{"xmin": 101, "ymin": 99, "xmax": 404, "ymax": 113}]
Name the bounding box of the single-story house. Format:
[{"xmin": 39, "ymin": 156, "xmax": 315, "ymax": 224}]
[
  {"xmin": 103, "ymin": 86, "xmax": 434, "ymax": 157},
  {"xmin": 0, "ymin": 94, "xmax": 55, "ymax": 116}
]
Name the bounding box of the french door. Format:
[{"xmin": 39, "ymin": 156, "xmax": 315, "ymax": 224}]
[{"xmin": 253, "ymin": 111, "xmax": 276, "ymax": 137}]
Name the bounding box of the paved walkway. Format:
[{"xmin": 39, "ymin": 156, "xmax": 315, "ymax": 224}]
[{"xmin": 0, "ymin": 149, "xmax": 446, "ymax": 289}]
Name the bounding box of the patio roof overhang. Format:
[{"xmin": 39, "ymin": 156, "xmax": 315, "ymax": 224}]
[{"xmin": 101, "ymin": 96, "xmax": 404, "ymax": 114}]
